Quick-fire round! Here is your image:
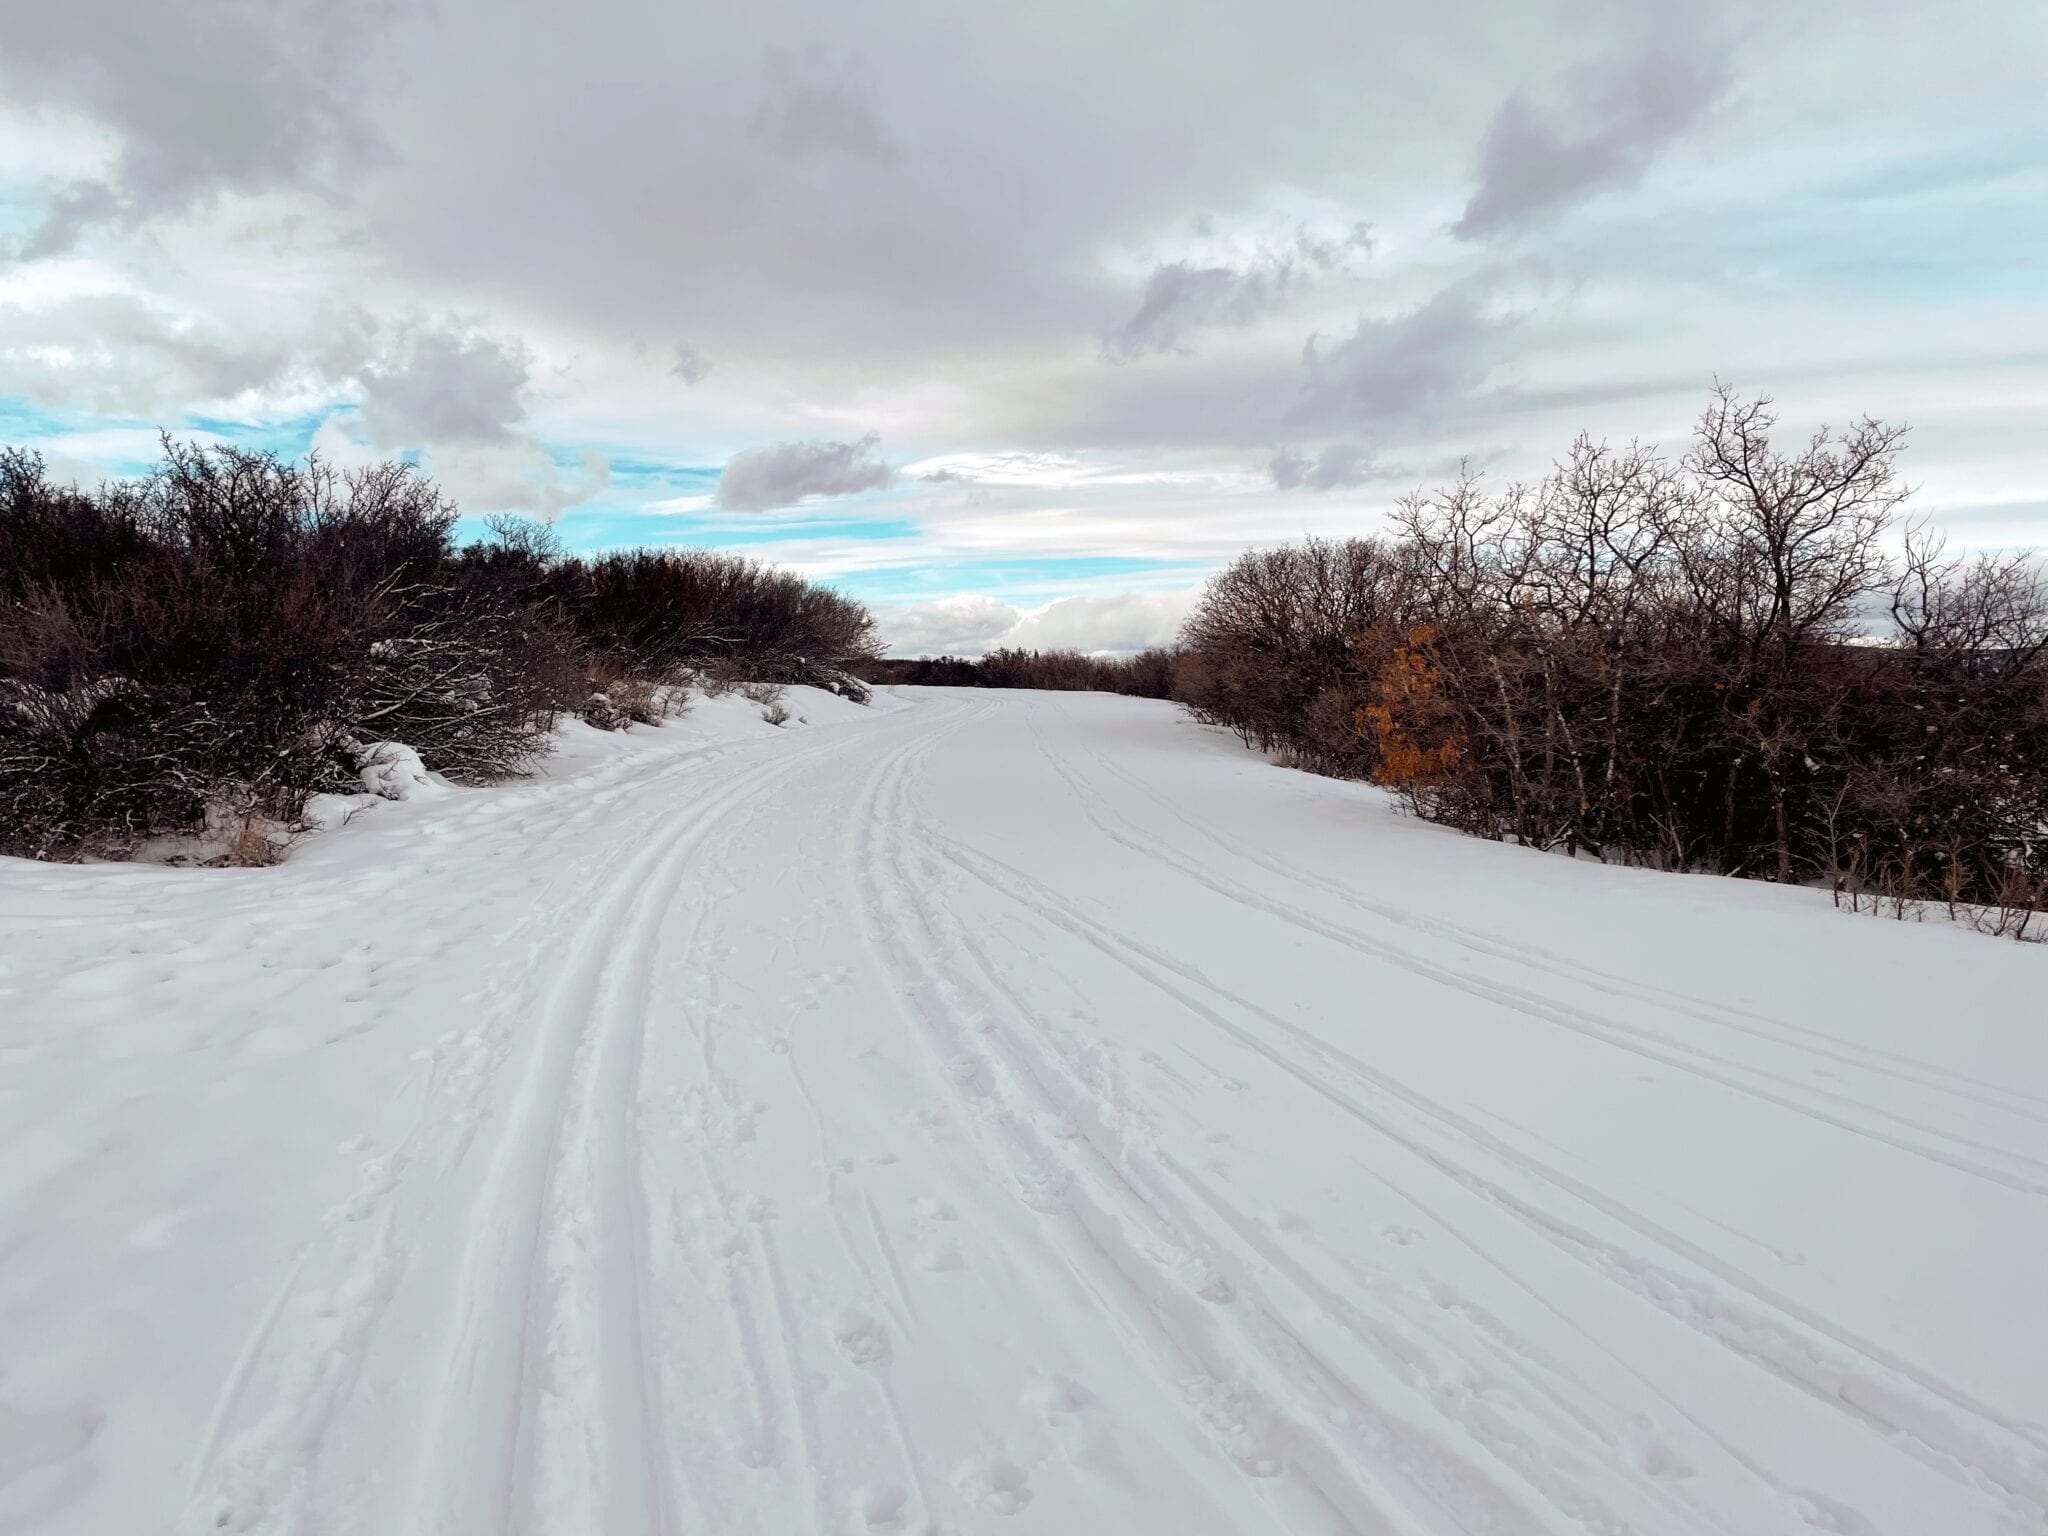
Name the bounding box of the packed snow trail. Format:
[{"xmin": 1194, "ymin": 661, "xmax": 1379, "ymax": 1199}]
[{"xmin": 3, "ymin": 688, "xmax": 2045, "ymax": 1536}]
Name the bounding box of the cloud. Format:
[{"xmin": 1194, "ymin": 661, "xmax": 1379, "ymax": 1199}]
[
  {"xmin": 345, "ymin": 320, "xmax": 611, "ymax": 519},
  {"xmin": 876, "ymin": 588, "xmax": 1197, "ymax": 657},
  {"xmin": 1004, "ymin": 590, "xmax": 1196, "ymax": 653},
  {"xmin": 1262, "ymin": 275, "xmax": 1518, "ymax": 488},
  {"xmin": 0, "ymin": 295, "xmax": 277, "ymax": 412},
  {"xmin": 753, "ymin": 49, "xmax": 897, "ymax": 163},
  {"xmin": 876, "ymin": 594, "xmax": 1022, "ymax": 656},
  {"xmin": 3, "ymin": 0, "xmax": 2044, "ymax": 590},
  {"xmin": 427, "ymin": 442, "xmax": 611, "ymax": 521},
  {"xmin": 1, "ymin": 0, "xmax": 391, "ymax": 252},
  {"xmin": 1104, "ymin": 226, "xmax": 1373, "ymax": 361},
  {"xmin": 1288, "ymin": 278, "xmax": 1511, "ymax": 436},
  {"xmin": 313, "ymin": 412, "xmax": 610, "ymax": 522},
  {"xmin": 1269, "ymin": 439, "xmax": 1370, "ymax": 490},
  {"xmin": 357, "ymin": 324, "xmax": 531, "ymax": 448},
  {"xmin": 670, "ymin": 342, "xmax": 711, "ymax": 385},
  {"xmin": 1454, "ymin": 46, "xmax": 1729, "ymax": 240},
  {"xmin": 1105, "ymin": 263, "xmax": 1288, "ymax": 361},
  {"xmin": 714, "ymin": 434, "xmax": 896, "ymax": 512}
]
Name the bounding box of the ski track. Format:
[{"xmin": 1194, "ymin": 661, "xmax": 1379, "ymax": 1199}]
[
  {"xmin": 1029, "ymin": 724, "xmax": 2048, "ymax": 1189},
  {"xmin": 7, "ymin": 687, "xmax": 2043, "ymax": 1536},
  {"xmin": 1065, "ymin": 731, "xmax": 2048, "ymax": 1127},
  {"xmin": 912, "ymin": 825, "xmax": 2048, "ymax": 1526}
]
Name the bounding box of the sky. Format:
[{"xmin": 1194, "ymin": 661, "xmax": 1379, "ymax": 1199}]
[{"xmin": 0, "ymin": 0, "xmax": 2043, "ymax": 655}]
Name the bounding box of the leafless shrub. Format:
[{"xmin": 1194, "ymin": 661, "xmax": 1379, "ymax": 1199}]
[
  {"xmin": 1175, "ymin": 390, "xmax": 2048, "ymax": 934},
  {"xmin": 0, "ymin": 440, "xmax": 877, "ymax": 860},
  {"xmin": 856, "ymin": 647, "xmax": 1179, "ymax": 697},
  {"xmin": 217, "ymin": 814, "xmax": 290, "ymax": 868}
]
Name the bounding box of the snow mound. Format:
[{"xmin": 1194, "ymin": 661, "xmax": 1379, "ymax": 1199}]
[{"xmin": 353, "ymin": 741, "xmax": 447, "ymax": 801}]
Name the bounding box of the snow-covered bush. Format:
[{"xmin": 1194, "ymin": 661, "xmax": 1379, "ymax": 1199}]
[{"xmin": 350, "ymin": 741, "xmax": 444, "ymax": 801}]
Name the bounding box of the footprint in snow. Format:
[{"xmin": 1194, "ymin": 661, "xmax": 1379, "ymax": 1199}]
[
  {"xmin": 831, "ymin": 1307, "xmax": 892, "ymax": 1367},
  {"xmin": 854, "ymin": 1483, "xmax": 909, "ymax": 1528},
  {"xmin": 911, "ymin": 1195, "xmax": 957, "ymax": 1221},
  {"xmin": 952, "ymin": 1455, "xmax": 1032, "ymax": 1515},
  {"xmin": 914, "ymin": 1245, "xmax": 963, "ymax": 1273},
  {"xmin": 1023, "ymin": 1375, "xmax": 1093, "ymax": 1420}
]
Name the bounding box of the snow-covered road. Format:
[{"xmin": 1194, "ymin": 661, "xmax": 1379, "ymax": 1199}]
[{"xmin": 4, "ymin": 687, "xmax": 2045, "ymax": 1535}]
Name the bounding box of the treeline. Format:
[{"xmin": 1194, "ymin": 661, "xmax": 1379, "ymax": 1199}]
[
  {"xmin": 1177, "ymin": 390, "xmax": 2048, "ymax": 934},
  {"xmin": 0, "ymin": 442, "xmax": 878, "ymax": 859},
  {"xmin": 856, "ymin": 646, "xmax": 1178, "ymax": 697}
]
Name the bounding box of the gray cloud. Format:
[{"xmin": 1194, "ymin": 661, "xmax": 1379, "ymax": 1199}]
[
  {"xmin": 1454, "ymin": 46, "xmax": 1728, "ymax": 240},
  {"xmin": 670, "ymin": 342, "xmax": 712, "ymax": 385},
  {"xmin": 0, "ymin": 294, "xmax": 608, "ymax": 522},
  {"xmin": 2, "ymin": 0, "xmax": 390, "ymax": 252},
  {"xmin": 753, "ymin": 50, "xmax": 897, "ymax": 163},
  {"xmin": 407, "ymin": 440, "xmax": 611, "ymax": 522},
  {"xmin": 1289, "ymin": 279, "xmax": 1511, "ymax": 436},
  {"xmin": 0, "ymin": 294, "xmax": 375, "ymax": 416},
  {"xmin": 5, "ymin": 0, "xmax": 2042, "ymax": 570},
  {"xmin": 1005, "ymin": 590, "xmax": 1196, "ymax": 653},
  {"xmin": 357, "ymin": 325, "xmax": 531, "ymax": 448},
  {"xmin": 346, "ymin": 321, "xmax": 610, "ymax": 519},
  {"xmin": 1104, "ymin": 226, "xmax": 1373, "ymax": 361},
  {"xmin": 715, "ymin": 434, "xmax": 896, "ymax": 512},
  {"xmin": 1269, "ymin": 439, "xmax": 1371, "ymax": 490},
  {"xmin": 1106, "ymin": 263, "xmax": 1293, "ymax": 361},
  {"xmin": 0, "ymin": 296, "xmax": 278, "ymax": 412}
]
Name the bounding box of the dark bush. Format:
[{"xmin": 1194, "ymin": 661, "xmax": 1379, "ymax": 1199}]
[
  {"xmin": 546, "ymin": 547, "xmax": 877, "ymax": 690},
  {"xmin": 1175, "ymin": 390, "xmax": 2048, "ymax": 933},
  {"xmin": 0, "ymin": 443, "xmax": 878, "ymax": 860},
  {"xmin": 855, "ymin": 647, "xmax": 1181, "ymax": 697}
]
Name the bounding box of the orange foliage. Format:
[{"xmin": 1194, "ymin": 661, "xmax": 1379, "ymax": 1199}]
[{"xmin": 1357, "ymin": 626, "xmax": 1467, "ymax": 788}]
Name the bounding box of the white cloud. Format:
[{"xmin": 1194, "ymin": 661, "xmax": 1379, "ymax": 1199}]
[
  {"xmin": 875, "ymin": 595, "xmax": 1022, "ymax": 656},
  {"xmin": 876, "ymin": 587, "xmax": 1198, "ymax": 657}
]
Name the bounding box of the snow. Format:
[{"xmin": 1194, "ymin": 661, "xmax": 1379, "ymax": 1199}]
[
  {"xmin": 2, "ymin": 686, "xmax": 2044, "ymax": 1535},
  {"xmin": 349, "ymin": 740, "xmax": 446, "ymax": 802}
]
